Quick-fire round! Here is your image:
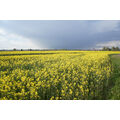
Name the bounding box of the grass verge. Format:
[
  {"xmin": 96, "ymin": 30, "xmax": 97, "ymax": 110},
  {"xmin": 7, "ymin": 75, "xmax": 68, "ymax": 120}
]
[{"xmin": 107, "ymin": 54, "xmax": 120, "ymax": 99}]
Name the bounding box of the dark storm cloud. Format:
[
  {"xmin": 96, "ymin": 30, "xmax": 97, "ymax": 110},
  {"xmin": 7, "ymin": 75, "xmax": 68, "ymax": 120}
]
[{"xmin": 0, "ymin": 20, "xmax": 120, "ymax": 49}]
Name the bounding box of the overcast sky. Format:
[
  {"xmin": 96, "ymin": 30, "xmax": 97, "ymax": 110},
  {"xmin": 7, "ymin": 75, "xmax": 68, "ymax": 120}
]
[{"xmin": 0, "ymin": 20, "xmax": 120, "ymax": 49}]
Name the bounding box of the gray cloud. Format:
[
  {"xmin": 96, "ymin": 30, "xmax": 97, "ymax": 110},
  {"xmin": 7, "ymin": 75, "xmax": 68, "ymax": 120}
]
[{"xmin": 0, "ymin": 20, "xmax": 120, "ymax": 49}]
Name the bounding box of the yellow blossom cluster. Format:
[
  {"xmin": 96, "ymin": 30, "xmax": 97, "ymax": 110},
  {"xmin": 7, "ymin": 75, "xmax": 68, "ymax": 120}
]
[{"xmin": 0, "ymin": 51, "xmax": 119, "ymax": 100}]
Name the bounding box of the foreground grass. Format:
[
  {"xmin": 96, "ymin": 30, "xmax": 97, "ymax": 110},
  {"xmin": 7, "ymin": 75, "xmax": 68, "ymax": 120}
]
[{"xmin": 108, "ymin": 54, "xmax": 120, "ymax": 99}]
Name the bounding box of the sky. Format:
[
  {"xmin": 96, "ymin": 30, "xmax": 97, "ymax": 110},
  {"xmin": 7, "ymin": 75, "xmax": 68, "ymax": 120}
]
[{"xmin": 0, "ymin": 20, "xmax": 120, "ymax": 50}]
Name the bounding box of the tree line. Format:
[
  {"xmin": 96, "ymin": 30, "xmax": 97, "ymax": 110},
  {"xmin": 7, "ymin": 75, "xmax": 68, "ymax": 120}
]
[
  {"xmin": 1, "ymin": 47, "xmax": 120, "ymax": 51},
  {"xmin": 102, "ymin": 46, "xmax": 120, "ymax": 51}
]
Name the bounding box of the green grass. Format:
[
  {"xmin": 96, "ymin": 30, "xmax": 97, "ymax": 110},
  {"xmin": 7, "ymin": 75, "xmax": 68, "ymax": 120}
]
[
  {"xmin": 108, "ymin": 54, "xmax": 120, "ymax": 99},
  {"xmin": 111, "ymin": 54, "xmax": 120, "ymax": 65}
]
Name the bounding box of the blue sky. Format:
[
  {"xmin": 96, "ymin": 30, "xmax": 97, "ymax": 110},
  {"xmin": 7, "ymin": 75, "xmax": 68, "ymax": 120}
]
[{"xmin": 0, "ymin": 20, "xmax": 120, "ymax": 49}]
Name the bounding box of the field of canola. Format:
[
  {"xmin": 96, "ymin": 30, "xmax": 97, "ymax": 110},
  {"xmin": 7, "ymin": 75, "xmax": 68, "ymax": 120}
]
[{"xmin": 0, "ymin": 51, "xmax": 119, "ymax": 100}]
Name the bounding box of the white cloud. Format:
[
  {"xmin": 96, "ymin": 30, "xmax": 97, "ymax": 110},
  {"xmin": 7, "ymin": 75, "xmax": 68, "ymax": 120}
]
[
  {"xmin": 0, "ymin": 28, "xmax": 43, "ymax": 49},
  {"xmin": 0, "ymin": 28, "xmax": 6, "ymax": 35},
  {"xmin": 96, "ymin": 40, "xmax": 120, "ymax": 48}
]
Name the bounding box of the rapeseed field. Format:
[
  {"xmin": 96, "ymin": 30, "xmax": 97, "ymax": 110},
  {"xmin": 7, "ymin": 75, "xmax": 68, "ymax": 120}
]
[{"xmin": 0, "ymin": 51, "xmax": 119, "ymax": 100}]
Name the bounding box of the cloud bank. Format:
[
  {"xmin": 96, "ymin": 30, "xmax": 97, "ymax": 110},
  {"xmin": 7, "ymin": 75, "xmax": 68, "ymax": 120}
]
[
  {"xmin": 0, "ymin": 20, "xmax": 120, "ymax": 49},
  {"xmin": 97, "ymin": 40, "xmax": 120, "ymax": 48}
]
